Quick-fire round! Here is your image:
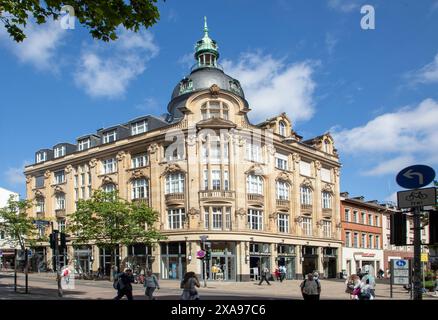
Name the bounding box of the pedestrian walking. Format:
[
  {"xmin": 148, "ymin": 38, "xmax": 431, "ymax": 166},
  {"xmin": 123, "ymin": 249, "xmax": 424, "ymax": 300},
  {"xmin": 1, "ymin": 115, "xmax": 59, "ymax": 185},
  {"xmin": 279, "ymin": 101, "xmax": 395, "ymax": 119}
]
[
  {"xmin": 280, "ymin": 265, "xmax": 286, "ymax": 282},
  {"xmin": 113, "ymin": 268, "xmax": 135, "ymax": 300},
  {"xmin": 180, "ymin": 272, "xmax": 200, "ymax": 300},
  {"xmin": 358, "ymin": 278, "xmax": 373, "ymax": 300},
  {"xmin": 274, "ymin": 267, "xmax": 281, "ymax": 281},
  {"xmin": 345, "ymin": 274, "xmax": 361, "ymax": 300},
  {"xmin": 144, "ymin": 270, "xmax": 160, "ymax": 300},
  {"xmin": 300, "ymin": 273, "xmax": 321, "ymax": 301},
  {"xmin": 361, "ymin": 269, "xmax": 376, "ymax": 299},
  {"xmin": 258, "ymin": 267, "xmax": 271, "ymax": 285}
]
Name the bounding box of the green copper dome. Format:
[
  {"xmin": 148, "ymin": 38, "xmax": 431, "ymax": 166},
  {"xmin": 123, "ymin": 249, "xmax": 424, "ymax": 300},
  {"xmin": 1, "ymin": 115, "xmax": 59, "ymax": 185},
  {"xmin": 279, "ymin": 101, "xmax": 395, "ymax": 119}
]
[{"xmin": 193, "ymin": 17, "xmax": 219, "ymax": 68}]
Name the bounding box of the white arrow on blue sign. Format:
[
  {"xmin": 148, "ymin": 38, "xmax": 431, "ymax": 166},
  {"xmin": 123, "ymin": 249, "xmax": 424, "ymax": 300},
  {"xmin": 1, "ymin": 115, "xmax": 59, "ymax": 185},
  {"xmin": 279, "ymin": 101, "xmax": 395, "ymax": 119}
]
[
  {"xmin": 396, "ymin": 260, "xmax": 406, "ymax": 267},
  {"xmin": 396, "ymin": 165, "xmax": 435, "ymax": 189}
]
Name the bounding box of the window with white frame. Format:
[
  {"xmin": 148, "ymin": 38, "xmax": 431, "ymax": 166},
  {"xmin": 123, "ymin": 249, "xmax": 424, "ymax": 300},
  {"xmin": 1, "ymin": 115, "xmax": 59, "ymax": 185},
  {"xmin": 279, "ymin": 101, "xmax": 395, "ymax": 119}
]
[
  {"xmin": 361, "ymin": 234, "xmax": 366, "ymax": 248},
  {"xmin": 353, "ymin": 233, "xmax": 358, "ymax": 248},
  {"xmin": 204, "ymin": 207, "xmax": 209, "ymax": 229},
  {"xmin": 78, "ymin": 138, "xmax": 90, "ymax": 151},
  {"xmin": 102, "ymin": 184, "xmax": 116, "ymax": 193},
  {"xmin": 245, "ymin": 142, "xmax": 263, "ymax": 162},
  {"xmin": 165, "ymin": 144, "xmax": 184, "ymax": 161},
  {"xmin": 361, "ymin": 212, "xmax": 366, "ymax": 224},
  {"xmin": 131, "ymin": 120, "xmax": 148, "ymax": 135},
  {"xmin": 168, "ymin": 208, "xmax": 185, "ymax": 229},
  {"xmin": 203, "ymin": 170, "xmax": 208, "ymax": 190},
  {"xmin": 131, "ymin": 153, "xmax": 148, "ymax": 168},
  {"xmin": 212, "ymin": 207, "xmax": 223, "ymax": 230},
  {"xmin": 165, "ymin": 173, "xmax": 184, "ymax": 194},
  {"xmin": 74, "ymin": 164, "xmax": 91, "ymax": 200},
  {"xmin": 279, "ymin": 121, "xmax": 286, "ymax": 136},
  {"xmin": 368, "ymin": 234, "xmax": 373, "ymax": 248},
  {"xmin": 300, "ymin": 186, "xmax": 312, "ymax": 205},
  {"xmin": 36, "ymin": 198, "xmax": 45, "ymax": 213},
  {"xmin": 54, "ymin": 170, "xmax": 65, "ymax": 184},
  {"xmin": 201, "ymin": 101, "xmax": 229, "ymax": 120},
  {"xmin": 36, "ymin": 152, "xmax": 46, "ymax": 163},
  {"xmin": 102, "ymin": 130, "xmax": 117, "ymax": 144},
  {"xmin": 344, "ymin": 208, "xmax": 350, "ymax": 222},
  {"xmin": 275, "ymin": 153, "xmax": 288, "ymax": 170},
  {"xmin": 224, "ymin": 170, "xmax": 229, "ymax": 191},
  {"xmin": 54, "ymin": 146, "xmax": 66, "ymax": 158},
  {"xmin": 225, "ymin": 207, "xmax": 231, "ymax": 230},
  {"xmin": 58, "ymin": 219, "xmax": 66, "ymax": 232},
  {"xmin": 55, "ymin": 194, "xmax": 65, "ymax": 210},
  {"xmin": 353, "ymin": 210, "xmax": 358, "ymax": 223},
  {"xmin": 375, "ymin": 215, "xmax": 379, "ymax": 227},
  {"xmin": 368, "ymin": 214, "xmax": 373, "ymax": 226},
  {"xmin": 299, "ymin": 161, "xmax": 311, "ymax": 177},
  {"xmin": 132, "ymin": 178, "xmax": 148, "ymax": 199},
  {"xmin": 248, "ymin": 209, "xmax": 263, "ymax": 230},
  {"xmin": 375, "ymin": 235, "xmax": 380, "ymax": 249},
  {"xmin": 345, "ymin": 231, "xmax": 351, "ymax": 247},
  {"xmin": 302, "ymin": 217, "xmax": 312, "ymax": 236},
  {"xmin": 211, "ymin": 170, "xmax": 221, "ymax": 190},
  {"xmin": 278, "ymin": 213, "xmax": 289, "ymax": 233},
  {"xmin": 322, "ymin": 192, "xmax": 332, "ymax": 209},
  {"xmin": 247, "ymin": 174, "xmax": 263, "ymax": 194},
  {"xmin": 276, "ymin": 181, "xmax": 289, "ymax": 200},
  {"xmin": 323, "ymin": 220, "xmax": 332, "ymax": 238},
  {"xmin": 102, "ymin": 158, "xmax": 117, "ymax": 174}
]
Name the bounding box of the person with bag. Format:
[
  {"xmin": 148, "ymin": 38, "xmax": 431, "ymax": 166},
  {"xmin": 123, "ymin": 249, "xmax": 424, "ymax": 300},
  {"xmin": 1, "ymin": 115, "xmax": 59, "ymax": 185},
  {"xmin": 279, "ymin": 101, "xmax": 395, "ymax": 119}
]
[
  {"xmin": 258, "ymin": 267, "xmax": 271, "ymax": 285},
  {"xmin": 345, "ymin": 274, "xmax": 361, "ymax": 300},
  {"xmin": 358, "ymin": 278, "xmax": 373, "ymax": 300},
  {"xmin": 144, "ymin": 270, "xmax": 160, "ymax": 300},
  {"xmin": 300, "ymin": 273, "xmax": 321, "ymax": 300},
  {"xmin": 113, "ymin": 268, "xmax": 135, "ymax": 300},
  {"xmin": 180, "ymin": 272, "xmax": 200, "ymax": 300}
]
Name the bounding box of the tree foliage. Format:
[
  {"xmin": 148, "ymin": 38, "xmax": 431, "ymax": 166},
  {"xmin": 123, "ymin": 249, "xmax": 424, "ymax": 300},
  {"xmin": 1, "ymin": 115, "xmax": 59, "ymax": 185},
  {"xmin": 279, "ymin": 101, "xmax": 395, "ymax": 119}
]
[
  {"xmin": 0, "ymin": 0, "xmax": 162, "ymax": 42},
  {"xmin": 67, "ymin": 190, "xmax": 165, "ymax": 248},
  {"xmin": 0, "ymin": 195, "xmax": 40, "ymax": 250}
]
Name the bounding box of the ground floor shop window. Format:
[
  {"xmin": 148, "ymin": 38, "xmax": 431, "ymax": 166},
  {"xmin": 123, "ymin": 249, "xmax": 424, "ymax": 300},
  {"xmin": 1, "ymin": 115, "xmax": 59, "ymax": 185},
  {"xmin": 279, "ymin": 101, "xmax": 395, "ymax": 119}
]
[
  {"xmin": 249, "ymin": 242, "xmax": 271, "ymax": 280},
  {"xmin": 29, "ymin": 247, "xmax": 47, "ymax": 272},
  {"xmin": 200, "ymin": 241, "xmax": 236, "ymax": 281},
  {"xmin": 124, "ymin": 243, "xmax": 153, "ymax": 274},
  {"xmin": 160, "ymin": 242, "xmax": 186, "ymax": 280},
  {"xmin": 74, "ymin": 245, "xmax": 93, "ymax": 275},
  {"xmin": 323, "ymin": 247, "xmax": 337, "ymax": 278},
  {"xmin": 302, "ymin": 246, "xmax": 318, "ymax": 277},
  {"xmin": 277, "ymin": 244, "xmax": 296, "ymax": 279},
  {"xmin": 99, "ymin": 246, "xmax": 120, "ymax": 277}
]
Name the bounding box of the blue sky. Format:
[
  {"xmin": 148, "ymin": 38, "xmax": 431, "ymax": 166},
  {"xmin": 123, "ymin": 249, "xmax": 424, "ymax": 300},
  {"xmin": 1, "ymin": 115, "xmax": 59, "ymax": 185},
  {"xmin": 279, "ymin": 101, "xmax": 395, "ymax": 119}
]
[{"xmin": 1, "ymin": 0, "xmax": 438, "ymax": 202}]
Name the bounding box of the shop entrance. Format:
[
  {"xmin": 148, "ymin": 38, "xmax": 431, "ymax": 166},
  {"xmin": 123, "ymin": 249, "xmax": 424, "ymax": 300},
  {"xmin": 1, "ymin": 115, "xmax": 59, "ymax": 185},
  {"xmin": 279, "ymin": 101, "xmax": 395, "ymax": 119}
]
[
  {"xmin": 302, "ymin": 246, "xmax": 318, "ymax": 277},
  {"xmin": 201, "ymin": 242, "xmax": 236, "ymax": 281}
]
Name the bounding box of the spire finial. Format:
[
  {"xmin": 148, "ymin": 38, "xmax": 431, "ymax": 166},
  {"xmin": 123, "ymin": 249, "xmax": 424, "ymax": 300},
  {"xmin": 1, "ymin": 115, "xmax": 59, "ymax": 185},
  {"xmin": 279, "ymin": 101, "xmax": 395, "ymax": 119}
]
[{"xmin": 204, "ymin": 16, "xmax": 208, "ymax": 36}]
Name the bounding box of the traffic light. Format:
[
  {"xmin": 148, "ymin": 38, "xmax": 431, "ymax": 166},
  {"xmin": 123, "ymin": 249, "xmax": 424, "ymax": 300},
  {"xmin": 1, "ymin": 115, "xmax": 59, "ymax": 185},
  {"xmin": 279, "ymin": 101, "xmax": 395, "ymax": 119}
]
[
  {"xmin": 390, "ymin": 212, "xmax": 407, "ymax": 246},
  {"xmin": 429, "ymin": 210, "xmax": 438, "ymax": 245},
  {"xmin": 49, "ymin": 232, "xmax": 58, "ymax": 249},
  {"xmin": 205, "ymin": 249, "xmax": 211, "ymax": 261},
  {"xmin": 60, "ymin": 233, "xmax": 66, "ymax": 249}
]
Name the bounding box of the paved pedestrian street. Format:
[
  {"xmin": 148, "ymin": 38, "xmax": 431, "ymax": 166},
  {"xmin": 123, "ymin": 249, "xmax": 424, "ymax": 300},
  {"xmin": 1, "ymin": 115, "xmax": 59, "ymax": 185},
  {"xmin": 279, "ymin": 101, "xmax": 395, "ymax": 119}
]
[{"xmin": 1, "ymin": 272, "xmax": 437, "ymax": 300}]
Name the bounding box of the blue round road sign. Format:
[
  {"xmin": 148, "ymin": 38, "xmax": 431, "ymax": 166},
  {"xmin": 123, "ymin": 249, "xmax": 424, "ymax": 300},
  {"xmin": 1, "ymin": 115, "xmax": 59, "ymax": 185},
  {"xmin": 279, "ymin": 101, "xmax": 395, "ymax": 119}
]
[
  {"xmin": 396, "ymin": 260, "xmax": 406, "ymax": 267},
  {"xmin": 396, "ymin": 165, "xmax": 435, "ymax": 189}
]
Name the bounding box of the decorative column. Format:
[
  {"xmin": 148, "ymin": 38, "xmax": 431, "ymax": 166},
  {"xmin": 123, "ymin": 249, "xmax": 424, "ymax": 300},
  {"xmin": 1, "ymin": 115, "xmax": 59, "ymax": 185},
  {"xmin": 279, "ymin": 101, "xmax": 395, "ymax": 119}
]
[
  {"xmin": 314, "ymin": 160, "xmax": 322, "ymax": 238},
  {"xmin": 292, "ymin": 153, "xmax": 301, "ymax": 236},
  {"xmin": 116, "ymin": 151, "xmax": 127, "ymax": 199}
]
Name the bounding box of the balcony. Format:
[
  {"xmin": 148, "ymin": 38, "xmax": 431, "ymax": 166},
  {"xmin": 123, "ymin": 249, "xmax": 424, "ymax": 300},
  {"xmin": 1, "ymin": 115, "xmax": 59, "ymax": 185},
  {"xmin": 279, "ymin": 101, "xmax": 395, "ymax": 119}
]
[
  {"xmin": 199, "ymin": 190, "xmax": 235, "ymax": 201},
  {"xmin": 55, "ymin": 209, "xmax": 66, "ymax": 218},
  {"xmin": 165, "ymin": 193, "xmax": 185, "ymax": 205},
  {"xmin": 276, "ymin": 199, "xmax": 290, "ymax": 209},
  {"xmin": 247, "ymin": 193, "xmax": 264, "ymax": 205},
  {"xmin": 300, "ymin": 204, "xmax": 312, "ymax": 212}
]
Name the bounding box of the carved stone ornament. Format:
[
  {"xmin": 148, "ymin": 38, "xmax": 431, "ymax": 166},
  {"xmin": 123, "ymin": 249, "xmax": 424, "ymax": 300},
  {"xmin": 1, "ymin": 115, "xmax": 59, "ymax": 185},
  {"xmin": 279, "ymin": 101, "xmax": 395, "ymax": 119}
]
[
  {"xmin": 116, "ymin": 151, "xmax": 126, "ymax": 162},
  {"xmin": 336, "ymin": 222, "xmax": 342, "ymax": 229},
  {"xmin": 209, "ymin": 84, "xmax": 220, "ymax": 97},
  {"xmin": 148, "ymin": 143, "xmax": 158, "ymax": 154},
  {"xmin": 292, "ymin": 153, "xmax": 300, "ymax": 163},
  {"xmin": 314, "ymin": 160, "xmax": 322, "ymax": 171},
  {"xmin": 34, "ymin": 189, "xmax": 44, "ymax": 198},
  {"xmin": 131, "ymin": 170, "xmax": 147, "ymax": 180},
  {"xmin": 65, "ymin": 165, "xmax": 73, "ymax": 174},
  {"xmin": 236, "ymin": 208, "xmax": 246, "ymax": 216},
  {"xmin": 188, "ymin": 207, "xmax": 200, "ymax": 218},
  {"xmin": 269, "ymin": 212, "xmax": 278, "ymax": 221},
  {"xmin": 101, "ymin": 175, "xmax": 115, "ymax": 186},
  {"xmin": 53, "ymin": 185, "xmax": 64, "ymax": 194},
  {"xmin": 301, "ymin": 178, "xmax": 313, "ymax": 190},
  {"xmin": 161, "ymin": 163, "xmax": 185, "ymax": 176},
  {"xmin": 44, "ymin": 170, "xmax": 51, "ymax": 179},
  {"xmin": 334, "ymin": 167, "xmax": 340, "ymax": 177},
  {"xmin": 187, "ymin": 135, "xmax": 197, "ymax": 146},
  {"xmin": 89, "ymin": 158, "xmax": 98, "ymax": 168},
  {"xmin": 245, "ymin": 164, "xmax": 264, "ymax": 176},
  {"xmin": 267, "ymin": 144, "xmax": 276, "ymax": 156},
  {"xmin": 322, "ymin": 183, "xmax": 334, "ymax": 194},
  {"xmin": 277, "ymin": 172, "xmax": 292, "ymax": 184},
  {"xmin": 26, "ymin": 175, "xmax": 32, "ymax": 184}
]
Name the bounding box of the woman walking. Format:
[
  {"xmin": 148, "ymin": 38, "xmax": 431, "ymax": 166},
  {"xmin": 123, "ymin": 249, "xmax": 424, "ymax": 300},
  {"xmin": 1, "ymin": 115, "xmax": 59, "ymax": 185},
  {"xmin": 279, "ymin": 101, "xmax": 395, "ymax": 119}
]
[
  {"xmin": 144, "ymin": 270, "xmax": 160, "ymax": 300},
  {"xmin": 180, "ymin": 272, "xmax": 200, "ymax": 300}
]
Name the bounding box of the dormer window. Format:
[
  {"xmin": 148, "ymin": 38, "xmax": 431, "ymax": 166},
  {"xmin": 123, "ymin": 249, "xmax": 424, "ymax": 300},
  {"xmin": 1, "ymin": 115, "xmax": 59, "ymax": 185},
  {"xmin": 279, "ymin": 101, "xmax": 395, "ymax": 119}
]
[
  {"xmin": 54, "ymin": 146, "xmax": 66, "ymax": 158},
  {"xmin": 131, "ymin": 120, "xmax": 148, "ymax": 135},
  {"xmin": 179, "ymin": 79, "xmax": 193, "ymax": 94},
  {"xmin": 323, "ymin": 140, "xmax": 330, "ymax": 153},
  {"xmin": 229, "ymin": 80, "xmax": 242, "ymax": 95},
  {"xmin": 78, "ymin": 138, "xmax": 90, "ymax": 151},
  {"xmin": 36, "ymin": 152, "xmax": 46, "ymax": 163},
  {"xmin": 279, "ymin": 121, "xmax": 286, "ymax": 137},
  {"xmin": 103, "ymin": 130, "xmax": 117, "ymax": 144},
  {"xmin": 201, "ymin": 101, "xmax": 229, "ymax": 120}
]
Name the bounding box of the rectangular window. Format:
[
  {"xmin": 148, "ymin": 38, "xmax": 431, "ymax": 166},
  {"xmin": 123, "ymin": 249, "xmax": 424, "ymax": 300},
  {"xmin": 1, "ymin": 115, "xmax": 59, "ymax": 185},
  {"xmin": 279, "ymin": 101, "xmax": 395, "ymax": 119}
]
[
  {"xmin": 299, "ymin": 161, "xmax": 311, "ymax": 177},
  {"xmin": 165, "ymin": 173, "xmax": 184, "ymax": 194},
  {"xmin": 321, "ymin": 168, "xmax": 331, "ymax": 182},
  {"xmin": 224, "ymin": 170, "xmax": 229, "ymax": 191},
  {"xmin": 102, "ymin": 130, "xmax": 117, "ymax": 144},
  {"xmin": 102, "ymin": 158, "xmax": 117, "ymax": 174},
  {"xmin": 212, "ymin": 207, "xmax": 223, "ymax": 230},
  {"xmin": 275, "ymin": 153, "xmax": 288, "ymax": 170},
  {"xmin": 54, "ymin": 146, "xmax": 66, "ymax": 158},
  {"xmin": 203, "ymin": 170, "xmax": 208, "ymax": 190},
  {"xmin": 276, "ymin": 181, "xmax": 289, "ymax": 200},
  {"xmin": 302, "ymin": 217, "xmax": 312, "ymax": 236},
  {"xmin": 36, "ymin": 198, "xmax": 45, "ymax": 213},
  {"xmin": 55, "ymin": 194, "xmax": 65, "ymax": 210},
  {"xmin": 246, "ymin": 143, "xmax": 262, "ymax": 162},
  {"xmin": 344, "ymin": 209, "xmax": 350, "ymax": 222},
  {"xmin": 54, "ymin": 170, "xmax": 65, "ymax": 184},
  {"xmin": 361, "ymin": 212, "xmax": 366, "ymax": 224},
  {"xmin": 368, "ymin": 235, "xmax": 373, "ymax": 249},
  {"xmin": 248, "ymin": 209, "xmax": 263, "ymax": 230},
  {"xmin": 35, "ymin": 175, "xmax": 44, "ymax": 188},
  {"xmin": 368, "ymin": 214, "xmax": 373, "ymax": 226},
  {"xmin": 131, "ymin": 153, "xmax": 148, "ymax": 168},
  {"xmin": 375, "ymin": 235, "xmax": 380, "ymax": 249},
  {"xmin": 322, "ymin": 192, "xmax": 332, "ymax": 209},
  {"xmin": 247, "ymin": 175, "xmax": 263, "ymax": 194},
  {"xmin": 278, "ymin": 213, "xmax": 289, "ymax": 233},
  {"xmin": 225, "ymin": 207, "xmax": 231, "ymax": 230},
  {"xmin": 353, "ymin": 210, "xmax": 358, "ymax": 223},
  {"xmin": 58, "ymin": 220, "xmax": 66, "ymax": 232},
  {"xmin": 131, "ymin": 120, "xmax": 148, "ymax": 135},
  {"xmin": 300, "ymin": 187, "xmax": 312, "ymax": 205},
  {"xmin": 345, "ymin": 231, "xmax": 351, "ymax": 247},
  {"xmin": 78, "ymin": 138, "xmax": 90, "ymax": 151},
  {"xmin": 375, "ymin": 215, "xmax": 379, "ymax": 227},
  {"xmin": 36, "ymin": 152, "xmax": 46, "ymax": 163},
  {"xmin": 132, "ymin": 179, "xmax": 148, "ymax": 199},
  {"xmin": 167, "ymin": 208, "xmax": 185, "ymax": 230},
  {"xmin": 211, "ymin": 170, "xmax": 221, "ymax": 190},
  {"xmin": 323, "ymin": 220, "xmax": 332, "ymax": 238},
  {"xmin": 361, "ymin": 234, "xmax": 366, "ymax": 248},
  {"xmin": 204, "ymin": 208, "xmax": 209, "ymax": 229},
  {"xmin": 353, "ymin": 233, "xmax": 358, "ymax": 248}
]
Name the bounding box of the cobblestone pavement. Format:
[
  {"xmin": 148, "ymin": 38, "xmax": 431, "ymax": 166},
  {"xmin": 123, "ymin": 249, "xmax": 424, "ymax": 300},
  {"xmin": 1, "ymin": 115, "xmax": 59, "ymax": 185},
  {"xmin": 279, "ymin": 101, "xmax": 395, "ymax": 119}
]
[{"xmin": 1, "ymin": 272, "xmax": 437, "ymax": 300}]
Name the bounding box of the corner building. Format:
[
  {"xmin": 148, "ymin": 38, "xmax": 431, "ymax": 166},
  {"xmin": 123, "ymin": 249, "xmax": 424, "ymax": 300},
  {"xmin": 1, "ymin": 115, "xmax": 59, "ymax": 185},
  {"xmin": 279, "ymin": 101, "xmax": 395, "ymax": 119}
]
[{"xmin": 24, "ymin": 20, "xmax": 342, "ymax": 281}]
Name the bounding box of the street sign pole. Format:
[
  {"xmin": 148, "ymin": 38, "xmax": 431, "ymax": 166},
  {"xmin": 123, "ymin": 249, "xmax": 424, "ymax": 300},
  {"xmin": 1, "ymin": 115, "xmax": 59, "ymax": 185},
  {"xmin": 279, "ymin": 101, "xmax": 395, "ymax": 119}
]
[
  {"xmin": 14, "ymin": 249, "xmax": 17, "ymax": 292},
  {"xmin": 390, "ymin": 260, "xmax": 393, "ymax": 298},
  {"xmin": 24, "ymin": 249, "xmax": 29, "ymax": 294},
  {"xmin": 413, "ymin": 207, "xmax": 422, "ymax": 300},
  {"xmin": 203, "ymin": 240, "xmax": 207, "ymax": 288}
]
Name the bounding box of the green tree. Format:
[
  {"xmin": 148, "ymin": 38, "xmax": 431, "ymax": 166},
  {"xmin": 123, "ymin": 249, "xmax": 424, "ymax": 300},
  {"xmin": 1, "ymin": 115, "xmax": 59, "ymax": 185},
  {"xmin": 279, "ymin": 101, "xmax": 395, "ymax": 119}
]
[
  {"xmin": 67, "ymin": 190, "xmax": 165, "ymax": 280},
  {"xmin": 0, "ymin": 0, "xmax": 162, "ymax": 42},
  {"xmin": 0, "ymin": 195, "xmax": 40, "ymax": 251}
]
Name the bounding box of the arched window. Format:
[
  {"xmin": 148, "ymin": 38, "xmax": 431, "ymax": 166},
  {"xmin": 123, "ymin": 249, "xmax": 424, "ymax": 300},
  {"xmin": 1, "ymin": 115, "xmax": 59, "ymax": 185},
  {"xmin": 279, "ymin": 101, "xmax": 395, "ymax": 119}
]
[
  {"xmin": 322, "ymin": 191, "xmax": 332, "ymax": 209},
  {"xmin": 132, "ymin": 178, "xmax": 148, "ymax": 200},
  {"xmin": 300, "ymin": 186, "xmax": 312, "ymax": 205},
  {"xmin": 201, "ymin": 101, "xmax": 229, "ymax": 120},
  {"xmin": 276, "ymin": 181, "xmax": 289, "ymax": 200},
  {"xmin": 165, "ymin": 173, "xmax": 185, "ymax": 194},
  {"xmin": 247, "ymin": 174, "xmax": 263, "ymax": 195},
  {"xmin": 279, "ymin": 121, "xmax": 286, "ymax": 136},
  {"xmin": 102, "ymin": 183, "xmax": 116, "ymax": 194}
]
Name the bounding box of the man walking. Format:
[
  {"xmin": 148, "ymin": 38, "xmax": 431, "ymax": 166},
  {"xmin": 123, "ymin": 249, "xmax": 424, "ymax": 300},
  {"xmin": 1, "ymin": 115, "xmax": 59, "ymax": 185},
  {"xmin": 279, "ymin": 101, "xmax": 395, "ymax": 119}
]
[
  {"xmin": 279, "ymin": 265, "xmax": 286, "ymax": 282},
  {"xmin": 300, "ymin": 273, "xmax": 321, "ymax": 301},
  {"xmin": 144, "ymin": 270, "xmax": 160, "ymax": 300},
  {"xmin": 258, "ymin": 267, "xmax": 271, "ymax": 285},
  {"xmin": 114, "ymin": 268, "xmax": 135, "ymax": 300}
]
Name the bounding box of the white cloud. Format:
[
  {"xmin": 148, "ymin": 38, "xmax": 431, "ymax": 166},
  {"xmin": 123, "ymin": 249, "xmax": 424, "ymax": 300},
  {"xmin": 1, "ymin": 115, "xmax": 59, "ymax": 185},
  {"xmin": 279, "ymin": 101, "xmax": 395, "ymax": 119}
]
[
  {"xmin": 5, "ymin": 161, "xmax": 31, "ymax": 186},
  {"xmin": 328, "ymin": 0, "xmax": 362, "ymax": 12},
  {"xmin": 178, "ymin": 52, "xmax": 194, "ymax": 69},
  {"xmin": 0, "ymin": 19, "xmax": 66, "ymax": 71},
  {"xmin": 135, "ymin": 97, "xmax": 160, "ymax": 111},
  {"xmin": 332, "ymin": 98, "xmax": 438, "ymax": 175},
  {"xmin": 74, "ymin": 30, "xmax": 159, "ymax": 98},
  {"xmin": 409, "ymin": 53, "xmax": 438, "ymax": 84},
  {"xmin": 222, "ymin": 52, "xmax": 317, "ymax": 123}
]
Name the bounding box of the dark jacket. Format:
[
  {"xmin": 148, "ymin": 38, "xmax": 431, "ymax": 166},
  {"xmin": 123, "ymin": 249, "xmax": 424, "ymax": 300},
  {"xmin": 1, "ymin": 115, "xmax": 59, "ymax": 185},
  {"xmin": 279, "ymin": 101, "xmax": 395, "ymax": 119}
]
[{"xmin": 117, "ymin": 273, "xmax": 135, "ymax": 291}]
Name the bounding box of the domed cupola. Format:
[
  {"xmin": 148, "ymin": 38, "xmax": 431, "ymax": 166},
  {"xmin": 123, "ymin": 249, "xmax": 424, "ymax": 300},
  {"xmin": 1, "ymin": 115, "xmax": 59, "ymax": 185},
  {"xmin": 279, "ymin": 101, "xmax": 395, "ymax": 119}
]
[{"xmin": 167, "ymin": 17, "xmax": 248, "ymax": 120}]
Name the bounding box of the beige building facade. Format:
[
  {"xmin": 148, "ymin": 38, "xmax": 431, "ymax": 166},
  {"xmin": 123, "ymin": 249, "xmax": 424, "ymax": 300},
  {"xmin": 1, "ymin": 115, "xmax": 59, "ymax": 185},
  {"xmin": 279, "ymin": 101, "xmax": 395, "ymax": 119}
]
[{"xmin": 24, "ymin": 21, "xmax": 342, "ymax": 281}]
